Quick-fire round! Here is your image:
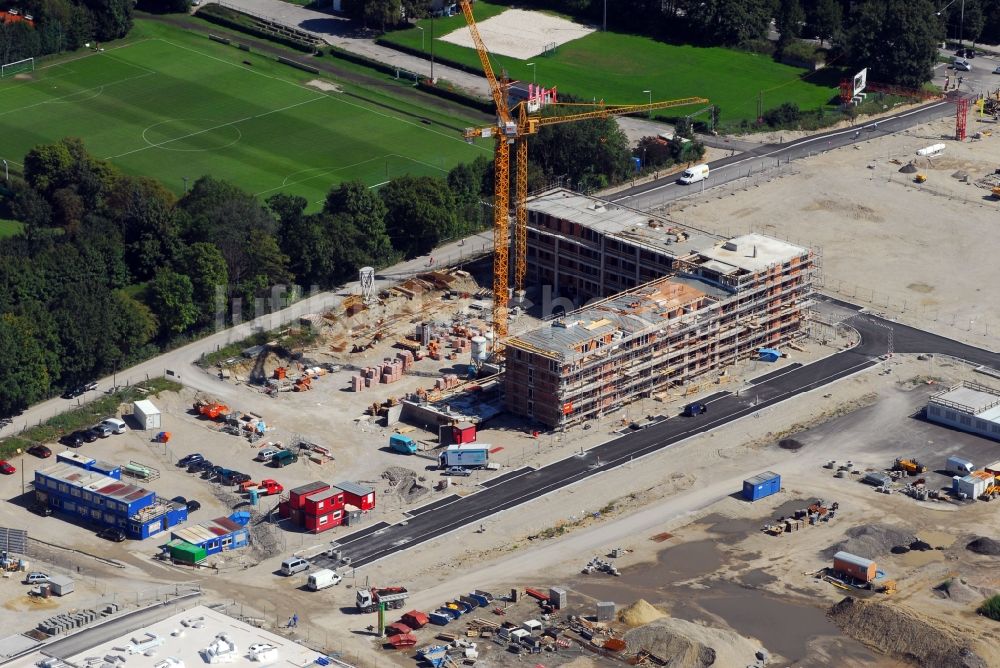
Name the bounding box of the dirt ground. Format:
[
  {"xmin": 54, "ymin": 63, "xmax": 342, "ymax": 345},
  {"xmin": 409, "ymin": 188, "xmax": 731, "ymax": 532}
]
[{"xmin": 661, "ymin": 113, "xmax": 1000, "ymax": 349}]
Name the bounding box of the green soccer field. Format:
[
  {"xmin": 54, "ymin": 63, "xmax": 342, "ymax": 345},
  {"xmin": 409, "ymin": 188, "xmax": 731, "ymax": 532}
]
[
  {"xmin": 0, "ymin": 22, "xmax": 490, "ymax": 205},
  {"xmin": 382, "ymin": 4, "xmax": 840, "ymax": 126}
]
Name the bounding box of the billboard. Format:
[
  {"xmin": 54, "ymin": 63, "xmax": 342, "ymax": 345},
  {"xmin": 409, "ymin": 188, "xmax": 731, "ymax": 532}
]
[{"xmin": 852, "ymin": 68, "xmax": 868, "ymax": 97}]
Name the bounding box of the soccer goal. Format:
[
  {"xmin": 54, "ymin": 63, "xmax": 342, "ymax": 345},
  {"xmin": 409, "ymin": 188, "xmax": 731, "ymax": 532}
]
[{"xmin": 1, "ymin": 57, "xmax": 34, "ymax": 78}]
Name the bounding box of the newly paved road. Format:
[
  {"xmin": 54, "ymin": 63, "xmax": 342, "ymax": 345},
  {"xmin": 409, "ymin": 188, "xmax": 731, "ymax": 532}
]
[
  {"xmin": 321, "ymin": 304, "xmax": 1000, "ymax": 570},
  {"xmin": 609, "ymin": 94, "xmax": 965, "ymax": 211}
]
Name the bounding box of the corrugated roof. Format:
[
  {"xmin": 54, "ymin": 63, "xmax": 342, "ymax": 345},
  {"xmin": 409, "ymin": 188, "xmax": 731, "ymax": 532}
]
[
  {"xmin": 38, "ymin": 463, "xmax": 152, "ymax": 503},
  {"xmin": 744, "ymin": 471, "xmax": 780, "ymax": 486},
  {"xmin": 290, "ymin": 481, "xmax": 329, "ymax": 497},
  {"xmin": 834, "ymin": 551, "xmax": 875, "ymax": 568},
  {"xmin": 336, "ymin": 481, "xmax": 374, "ymax": 497}
]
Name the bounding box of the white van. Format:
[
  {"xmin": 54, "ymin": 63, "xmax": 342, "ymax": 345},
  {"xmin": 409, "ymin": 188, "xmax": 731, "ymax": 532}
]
[
  {"xmin": 100, "ymin": 418, "xmax": 127, "ymax": 435},
  {"xmin": 678, "ymin": 164, "xmax": 709, "ymax": 184},
  {"xmin": 280, "ymin": 557, "xmax": 310, "ymax": 575},
  {"xmin": 306, "ymin": 568, "xmax": 342, "ymax": 590},
  {"xmin": 946, "ymin": 456, "xmax": 974, "ymax": 475}
]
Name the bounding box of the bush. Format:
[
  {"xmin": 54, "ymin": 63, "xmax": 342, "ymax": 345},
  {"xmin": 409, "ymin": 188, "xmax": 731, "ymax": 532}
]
[
  {"xmin": 762, "ymin": 102, "xmax": 802, "ymax": 128},
  {"xmin": 979, "ymin": 594, "xmax": 1000, "ymax": 621},
  {"xmin": 781, "ymin": 39, "xmax": 824, "ymax": 64}
]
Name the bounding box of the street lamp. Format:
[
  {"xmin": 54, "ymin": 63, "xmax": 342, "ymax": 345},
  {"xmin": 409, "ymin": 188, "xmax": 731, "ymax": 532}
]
[
  {"xmin": 526, "ymin": 62, "xmax": 536, "ymax": 83},
  {"xmin": 416, "ymin": 25, "xmax": 424, "ymax": 52},
  {"xmin": 642, "ymin": 89, "xmax": 651, "ymax": 118}
]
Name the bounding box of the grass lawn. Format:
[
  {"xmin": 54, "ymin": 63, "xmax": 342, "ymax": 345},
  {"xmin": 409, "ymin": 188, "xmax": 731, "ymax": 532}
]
[
  {"xmin": 0, "ymin": 20, "xmax": 490, "ymax": 206},
  {"xmin": 0, "ymin": 218, "xmax": 23, "ymax": 238},
  {"xmin": 382, "ymin": 4, "xmax": 840, "ymax": 126}
]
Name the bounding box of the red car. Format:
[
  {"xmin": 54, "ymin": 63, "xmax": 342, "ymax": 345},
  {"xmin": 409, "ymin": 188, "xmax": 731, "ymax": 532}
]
[
  {"xmin": 0, "ymin": 461, "xmax": 16, "ymax": 475},
  {"xmin": 27, "ymin": 444, "xmax": 52, "ymax": 458}
]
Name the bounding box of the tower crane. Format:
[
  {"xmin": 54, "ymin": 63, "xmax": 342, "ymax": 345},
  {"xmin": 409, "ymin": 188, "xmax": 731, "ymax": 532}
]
[{"xmin": 458, "ymin": 0, "xmax": 707, "ymax": 346}]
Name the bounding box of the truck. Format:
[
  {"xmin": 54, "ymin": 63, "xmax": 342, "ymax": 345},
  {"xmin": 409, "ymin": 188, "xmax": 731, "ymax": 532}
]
[
  {"xmin": 946, "ymin": 456, "xmax": 974, "ymax": 475},
  {"xmin": 258, "ymin": 479, "xmax": 283, "ymax": 496},
  {"xmin": 307, "ymin": 568, "xmax": 342, "ymax": 591},
  {"xmin": 438, "ymin": 443, "xmax": 489, "ymax": 469},
  {"xmin": 271, "ymin": 450, "xmax": 298, "ymax": 468},
  {"xmin": 390, "ymin": 434, "xmax": 418, "ymax": 455},
  {"xmin": 893, "ymin": 457, "xmax": 927, "ymax": 475},
  {"xmin": 357, "ymin": 586, "xmax": 409, "ymax": 613}
]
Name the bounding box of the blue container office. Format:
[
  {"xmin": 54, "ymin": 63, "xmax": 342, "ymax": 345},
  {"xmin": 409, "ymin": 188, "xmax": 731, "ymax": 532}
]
[
  {"xmin": 34, "ymin": 461, "xmax": 186, "ymax": 539},
  {"xmin": 170, "ymin": 516, "xmax": 250, "ymax": 556},
  {"xmin": 742, "ymin": 471, "xmax": 781, "ymax": 501}
]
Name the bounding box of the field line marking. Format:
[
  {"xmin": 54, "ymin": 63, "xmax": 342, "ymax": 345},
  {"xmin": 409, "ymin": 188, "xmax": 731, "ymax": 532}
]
[
  {"xmin": 256, "ymin": 156, "xmax": 385, "ymax": 196},
  {"xmin": 105, "ymin": 95, "xmax": 326, "ymax": 160},
  {"xmin": 0, "ymin": 42, "xmax": 155, "ymax": 100},
  {"xmin": 0, "ymin": 71, "xmax": 157, "ymax": 118},
  {"xmin": 385, "ymin": 152, "xmax": 448, "ymax": 173},
  {"xmin": 153, "ymin": 37, "xmax": 490, "ymax": 153}
]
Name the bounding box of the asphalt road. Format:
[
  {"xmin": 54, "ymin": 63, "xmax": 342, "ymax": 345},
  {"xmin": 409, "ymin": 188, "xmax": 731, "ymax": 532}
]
[
  {"xmin": 321, "ymin": 305, "xmax": 1000, "ymax": 570},
  {"xmin": 609, "ymin": 95, "xmax": 963, "ymax": 211}
]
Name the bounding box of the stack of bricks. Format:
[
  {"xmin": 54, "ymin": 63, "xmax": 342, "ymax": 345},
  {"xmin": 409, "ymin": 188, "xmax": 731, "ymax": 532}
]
[
  {"xmin": 379, "ymin": 357, "xmax": 405, "ymax": 384},
  {"xmin": 351, "ymin": 375, "xmax": 365, "ymax": 392},
  {"xmin": 396, "ymin": 350, "xmax": 414, "ymax": 370},
  {"xmin": 434, "ymin": 374, "xmax": 461, "ymax": 391}
]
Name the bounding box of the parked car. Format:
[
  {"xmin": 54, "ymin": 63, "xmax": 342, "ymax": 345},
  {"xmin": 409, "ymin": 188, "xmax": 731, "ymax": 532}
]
[
  {"xmin": 171, "ymin": 496, "xmax": 187, "ymax": 506},
  {"xmin": 23, "ymin": 572, "xmax": 49, "ymax": 584},
  {"xmin": 27, "ymin": 444, "xmax": 52, "ymax": 458},
  {"xmin": 280, "ymin": 557, "xmax": 310, "ymax": 575},
  {"xmin": 28, "ymin": 503, "xmax": 52, "ymax": 517},
  {"xmin": 994, "ymin": 65, "xmax": 1000, "ymax": 74},
  {"xmin": 97, "ymin": 527, "xmax": 126, "ymax": 542},
  {"xmin": 255, "ymin": 447, "xmax": 281, "ymax": 462},
  {"xmin": 62, "ymin": 431, "xmax": 86, "ymax": 447},
  {"xmin": 100, "ymin": 418, "xmax": 127, "ymax": 435},
  {"xmin": 62, "ymin": 381, "xmax": 97, "ymax": 399},
  {"xmin": 91, "ymin": 424, "xmax": 112, "ymax": 438},
  {"xmin": 186, "ymin": 500, "xmax": 201, "ymax": 513},
  {"xmin": 683, "ymin": 401, "xmax": 707, "ymax": 417},
  {"xmin": 83, "ymin": 428, "xmax": 101, "ymax": 443},
  {"xmin": 444, "ymin": 466, "xmax": 471, "ymax": 477},
  {"xmin": 0, "ymin": 461, "xmax": 15, "ymax": 475},
  {"xmin": 228, "ymin": 472, "xmax": 251, "ymax": 485},
  {"xmin": 178, "ymin": 453, "xmax": 204, "ymax": 467}
]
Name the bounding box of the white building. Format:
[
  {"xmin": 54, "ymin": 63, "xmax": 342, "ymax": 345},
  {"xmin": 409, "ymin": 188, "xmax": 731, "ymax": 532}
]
[{"xmin": 927, "ymin": 381, "xmax": 1000, "ymax": 442}]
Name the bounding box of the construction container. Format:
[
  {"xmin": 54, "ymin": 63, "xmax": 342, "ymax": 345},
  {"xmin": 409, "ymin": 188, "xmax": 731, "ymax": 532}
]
[
  {"xmin": 289, "ymin": 481, "xmax": 330, "ymax": 509},
  {"xmin": 742, "ymin": 471, "xmax": 781, "ymax": 501},
  {"xmin": 863, "ymin": 472, "xmax": 893, "ymax": 487},
  {"xmin": 595, "ymin": 602, "xmax": 615, "ymax": 622},
  {"xmin": 133, "ymin": 400, "xmax": 161, "ymax": 430},
  {"xmin": 402, "ymin": 611, "xmax": 429, "ymax": 629},
  {"xmin": 47, "ymin": 575, "xmax": 74, "ymax": 596},
  {"xmin": 984, "ymin": 460, "xmax": 1000, "ymax": 475},
  {"xmin": 453, "ymin": 421, "xmax": 476, "ymax": 444},
  {"xmin": 548, "ymin": 587, "xmax": 567, "ymax": 609},
  {"xmin": 833, "ymin": 551, "xmax": 876, "ymax": 583},
  {"xmin": 167, "ymin": 539, "xmax": 207, "ymax": 564},
  {"xmin": 956, "ymin": 473, "xmax": 990, "ymax": 498}
]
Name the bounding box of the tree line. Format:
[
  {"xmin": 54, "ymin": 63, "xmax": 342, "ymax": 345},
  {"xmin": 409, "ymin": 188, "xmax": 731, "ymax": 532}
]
[{"xmin": 0, "ymin": 0, "xmax": 133, "ymax": 65}]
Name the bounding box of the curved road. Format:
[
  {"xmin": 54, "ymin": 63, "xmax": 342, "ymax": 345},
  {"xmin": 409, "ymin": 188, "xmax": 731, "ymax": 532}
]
[
  {"xmin": 319, "ymin": 300, "xmax": 1000, "ymax": 570},
  {"xmin": 610, "ymin": 95, "xmax": 964, "ymax": 211}
]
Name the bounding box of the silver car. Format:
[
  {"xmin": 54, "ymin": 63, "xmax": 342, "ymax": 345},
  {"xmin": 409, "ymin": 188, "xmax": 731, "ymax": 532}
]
[{"xmin": 23, "ymin": 572, "xmax": 49, "ymax": 584}]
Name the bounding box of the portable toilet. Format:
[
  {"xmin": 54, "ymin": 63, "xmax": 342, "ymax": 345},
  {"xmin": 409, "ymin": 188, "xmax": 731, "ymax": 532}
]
[{"xmin": 248, "ymin": 488, "xmax": 259, "ymax": 506}]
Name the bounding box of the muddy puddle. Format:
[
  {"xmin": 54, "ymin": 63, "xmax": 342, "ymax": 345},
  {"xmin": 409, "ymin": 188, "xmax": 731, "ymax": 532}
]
[
  {"xmin": 916, "ymin": 530, "xmax": 955, "ymax": 548},
  {"xmin": 894, "ymin": 549, "xmax": 945, "ymax": 568},
  {"xmin": 570, "ymin": 536, "xmax": 905, "ymax": 667}
]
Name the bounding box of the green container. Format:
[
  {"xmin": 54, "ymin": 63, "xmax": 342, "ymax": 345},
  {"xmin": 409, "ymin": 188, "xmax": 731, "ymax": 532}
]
[{"xmin": 167, "ymin": 539, "xmax": 207, "ymax": 564}]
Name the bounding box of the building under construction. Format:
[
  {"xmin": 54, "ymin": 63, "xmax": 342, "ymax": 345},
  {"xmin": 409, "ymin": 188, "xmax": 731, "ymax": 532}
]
[{"xmin": 505, "ymin": 189, "xmax": 816, "ymax": 427}]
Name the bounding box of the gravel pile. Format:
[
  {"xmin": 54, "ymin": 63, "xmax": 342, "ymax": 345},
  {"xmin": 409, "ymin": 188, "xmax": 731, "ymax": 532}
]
[
  {"xmin": 829, "ymin": 597, "xmax": 987, "ymax": 668},
  {"xmin": 966, "ymin": 536, "xmax": 1000, "ymax": 556},
  {"xmin": 618, "ymin": 599, "xmax": 665, "ymax": 626},
  {"xmin": 624, "ymin": 616, "xmax": 764, "ymax": 668},
  {"xmin": 829, "ymin": 524, "xmax": 917, "ymax": 559},
  {"xmin": 382, "ymin": 466, "xmax": 417, "ymax": 486}
]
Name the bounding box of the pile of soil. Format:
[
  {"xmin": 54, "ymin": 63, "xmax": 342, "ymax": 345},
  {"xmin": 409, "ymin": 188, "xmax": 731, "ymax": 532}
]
[
  {"xmin": 966, "ymin": 536, "xmax": 1000, "ymax": 556},
  {"xmin": 381, "ymin": 467, "xmax": 429, "ymax": 503},
  {"xmin": 936, "ymin": 578, "xmax": 992, "ymax": 606},
  {"xmin": 618, "ymin": 599, "xmax": 666, "ymax": 626},
  {"xmin": 828, "ymin": 597, "xmax": 987, "ymax": 668},
  {"xmin": 778, "ymin": 438, "xmax": 803, "ymax": 451},
  {"xmin": 624, "ymin": 617, "xmax": 763, "ymax": 668},
  {"xmin": 829, "ymin": 524, "xmax": 917, "ymax": 559}
]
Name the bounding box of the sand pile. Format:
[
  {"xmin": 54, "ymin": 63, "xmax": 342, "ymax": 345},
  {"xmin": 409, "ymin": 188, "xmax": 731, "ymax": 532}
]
[
  {"xmin": 624, "ymin": 617, "xmax": 764, "ymax": 668},
  {"xmin": 966, "ymin": 536, "xmax": 1000, "ymax": 556},
  {"xmin": 828, "ymin": 524, "xmax": 917, "ymax": 559},
  {"xmin": 618, "ymin": 599, "xmax": 666, "ymax": 626},
  {"xmin": 936, "ymin": 578, "xmax": 992, "ymax": 606},
  {"xmin": 829, "ymin": 597, "xmax": 987, "ymax": 668}
]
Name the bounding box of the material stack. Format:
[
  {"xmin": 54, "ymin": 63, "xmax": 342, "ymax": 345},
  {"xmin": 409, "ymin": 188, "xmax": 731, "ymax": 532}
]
[{"xmin": 435, "ymin": 374, "xmax": 461, "ymax": 391}]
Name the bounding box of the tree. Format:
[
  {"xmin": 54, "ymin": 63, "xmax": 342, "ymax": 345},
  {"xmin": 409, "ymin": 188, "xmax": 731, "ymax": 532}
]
[
  {"xmin": 0, "ymin": 313, "xmax": 52, "ymax": 415},
  {"xmin": 530, "ymin": 115, "xmax": 631, "ymax": 190},
  {"xmin": 808, "ymin": 0, "xmax": 842, "ymax": 45},
  {"xmin": 776, "ymin": 0, "xmax": 805, "ymax": 50},
  {"xmin": 324, "ymin": 181, "xmax": 395, "ymax": 266},
  {"xmin": 136, "ymin": 0, "xmax": 190, "ymax": 13},
  {"xmin": 83, "ymin": 0, "xmax": 133, "ymax": 40},
  {"xmin": 150, "ymin": 269, "xmax": 198, "ymax": 335},
  {"xmin": 361, "ymin": 0, "xmax": 402, "ymax": 30},
  {"xmin": 842, "ymin": 0, "xmax": 940, "ymax": 88},
  {"xmin": 109, "ymin": 290, "xmax": 157, "ymax": 363},
  {"xmin": 106, "ymin": 174, "xmax": 179, "ymax": 280},
  {"xmin": 181, "ymin": 242, "xmax": 229, "ymax": 325},
  {"xmin": 379, "ymin": 175, "xmax": 458, "ymax": 258},
  {"xmin": 688, "ymin": 0, "xmax": 775, "ymax": 45}
]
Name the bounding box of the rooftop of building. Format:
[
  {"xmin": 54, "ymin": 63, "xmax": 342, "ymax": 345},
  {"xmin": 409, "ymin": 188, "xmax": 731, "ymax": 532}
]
[
  {"xmin": 930, "ymin": 381, "xmax": 1000, "ymax": 420},
  {"xmin": 37, "ymin": 463, "xmax": 153, "ymax": 503},
  {"xmin": 508, "ymin": 273, "xmax": 717, "ymax": 359},
  {"xmin": 690, "ymin": 233, "xmax": 809, "ymax": 275},
  {"xmin": 172, "ymin": 517, "xmax": 245, "ymax": 545},
  {"xmin": 526, "ymin": 188, "xmax": 718, "ymax": 256},
  {"xmin": 2, "ymin": 605, "xmax": 328, "ymax": 668},
  {"xmin": 335, "ymin": 480, "xmax": 374, "ymax": 497}
]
